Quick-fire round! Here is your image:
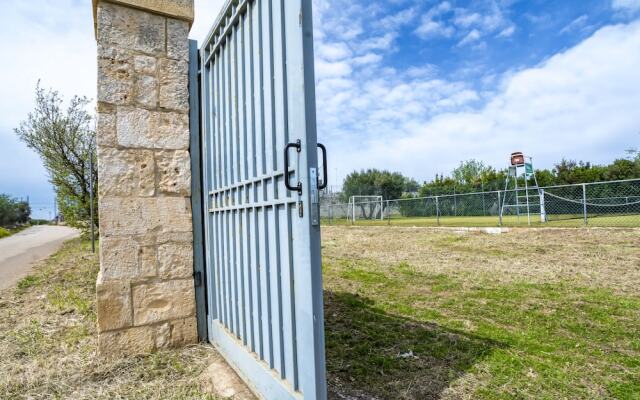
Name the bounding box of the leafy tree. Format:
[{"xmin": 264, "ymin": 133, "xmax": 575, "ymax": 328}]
[
  {"xmin": 452, "ymin": 159, "xmax": 492, "ymax": 186},
  {"xmin": 15, "ymin": 84, "xmax": 97, "ymax": 229},
  {"xmin": 342, "ymin": 169, "xmax": 411, "ymax": 218},
  {"xmin": 0, "ymin": 195, "xmax": 31, "ymax": 227}
]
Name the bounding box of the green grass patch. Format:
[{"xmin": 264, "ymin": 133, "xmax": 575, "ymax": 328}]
[{"xmin": 324, "ymin": 253, "xmax": 640, "ymax": 399}]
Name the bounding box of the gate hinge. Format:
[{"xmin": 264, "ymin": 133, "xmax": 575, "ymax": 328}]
[{"xmin": 194, "ymin": 271, "xmax": 203, "ymax": 287}]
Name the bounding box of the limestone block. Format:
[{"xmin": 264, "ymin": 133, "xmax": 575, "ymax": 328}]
[
  {"xmin": 96, "ymin": 277, "xmax": 132, "ymax": 331},
  {"xmin": 97, "ymin": 46, "xmax": 133, "ymax": 105},
  {"xmin": 155, "ymin": 317, "xmax": 197, "ymax": 348},
  {"xmin": 132, "ymin": 280, "xmax": 195, "ymax": 325},
  {"xmin": 157, "ymin": 150, "xmax": 191, "ymax": 195},
  {"xmin": 135, "ymin": 75, "xmax": 158, "ymax": 108},
  {"xmin": 158, "ymin": 242, "xmax": 193, "ymax": 279},
  {"xmin": 134, "ymin": 55, "xmax": 157, "ymax": 75},
  {"xmin": 93, "ymin": 0, "xmax": 194, "ymax": 25},
  {"xmin": 100, "ymin": 236, "xmax": 157, "ymax": 280},
  {"xmin": 97, "ymin": 2, "xmax": 165, "ymax": 55},
  {"xmin": 116, "ymin": 108, "xmax": 189, "ymax": 150},
  {"xmin": 100, "ymin": 197, "xmax": 193, "ymax": 236},
  {"xmin": 97, "ymin": 112, "xmax": 117, "ymax": 147},
  {"xmin": 167, "ymin": 19, "xmax": 190, "ymax": 61},
  {"xmin": 98, "ymin": 148, "xmax": 155, "ymax": 197},
  {"xmin": 159, "ymin": 58, "xmax": 189, "ymax": 112},
  {"xmin": 156, "ymin": 111, "xmax": 190, "ymax": 149},
  {"xmin": 168, "ymin": 317, "xmax": 198, "ymax": 347},
  {"xmin": 98, "ymin": 325, "xmax": 156, "ymax": 356}
]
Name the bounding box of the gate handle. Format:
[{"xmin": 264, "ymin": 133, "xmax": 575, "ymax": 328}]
[
  {"xmin": 317, "ymin": 143, "xmax": 328, "ymax": 190},
  {"xmin": 284, "ymin": 140, "xmax": 302, "ymax": 194}
]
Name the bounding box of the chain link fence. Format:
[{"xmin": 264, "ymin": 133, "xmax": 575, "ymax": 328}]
[{"xmin": 320, "ymin": 179, "xmax": 640, "ymax": 228}]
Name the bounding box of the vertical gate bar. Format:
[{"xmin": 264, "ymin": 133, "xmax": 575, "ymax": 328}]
[
  {"xmin": 230, "ymin": 24, "xmax": 241, "ymax": 337},
  {"xmin": 189, "ymin": 40, "xmax": 208, "ymax": 341},
  {"xmin": 244, "ymin": 206, "xmax": 255, "ymax": 351},
  {"xmin": 281, "ymin": 202, "xmax": 297, "ymax": 387},
  {"xmin": 270, "ymin": 204, "xmax": 284, "ymax": 375},
  {"xmin": 263, "ymin": 0, "xmax": 276, "ymax": 173},
  {"xmin": 278, "ymin": 0, "xmax": 290, "ymax": 146},
  {"xmin": 257, "ymin": 0, "xmax": 266, "ymax": 175},
  {"xmin": 259, "ymin": 205, "xmax": 272, "ymax": 366},
  {"xmin": 272, "ymin": 0, "xmax": 287, "ymax": 175},
  {"xmin": 239, "ymin": 14, "xmax": 248, "ymax": 183},
  {"xmin": 248, "ymin": 3, "xmax": 258, "ymax": 180},
  {"xmin": 253, "ymin": 203, "xmax": 263, "ymax": 359},
  {"xmin": 233, "ymin": 25, "xmax": 242, "ymax": 185}
]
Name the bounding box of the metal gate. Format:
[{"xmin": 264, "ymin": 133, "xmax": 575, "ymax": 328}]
[{"xmin": 198, "ymin": 0, "xmax": 327, "ymax": 398}]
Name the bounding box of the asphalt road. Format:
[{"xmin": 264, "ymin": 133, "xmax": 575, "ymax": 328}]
[{"xmin": 0, "ymin": 225, "xmax": 79, "ymax": 291}]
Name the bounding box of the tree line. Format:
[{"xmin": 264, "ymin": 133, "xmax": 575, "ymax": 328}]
[{"xmin": 340, "ymin": 152, "xmax": 640, "ymax": 202}]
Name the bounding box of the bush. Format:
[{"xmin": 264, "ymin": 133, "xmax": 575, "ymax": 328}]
[{"xmin": 0, "ymin": 227, "xmax": 10, "ymax": 238}]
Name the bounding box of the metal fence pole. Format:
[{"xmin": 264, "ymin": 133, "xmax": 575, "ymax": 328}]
[
  {"xmin": 582, "ymin": 183, "xmax": 588, "ymax": 226},
  {"xmin": 498, "ymin": 190, "xmax": 503, "ymax": 226},
  {"xmin": 387, "ymin": 200, "xmax": 391, "ymax": 225},
  {"xmin": 436, "ymin": 196, "xmax": 440, "ymax": 226}
]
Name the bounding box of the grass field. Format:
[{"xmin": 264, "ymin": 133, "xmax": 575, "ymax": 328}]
[
  {"xmin": 1, "ymin": 229, "xmax": 638, "ymax": 399},
  {"xmin": 324, "ymin": 213, "xmax": 640, "ymax": 228},
  {"xmin": 322, "ymin": 226, "xmax": 640, "ymax": 399}
]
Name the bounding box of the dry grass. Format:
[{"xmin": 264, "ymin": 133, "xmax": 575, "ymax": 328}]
[
  {"xmin": 322, "ymin": 226, "xmax": 640, "ymax": 295},
  {"xmin": 322, "ymin": 226, "xmax": 640, "ymax": 400},
  {"xmin": 0, "ymin": 239, "xmax": 219, "ymax": 400}
]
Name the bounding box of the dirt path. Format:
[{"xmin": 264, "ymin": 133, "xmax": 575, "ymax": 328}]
[{"xmin": 0, "ymin": 225, "xmax": 79, "ymax": 290}]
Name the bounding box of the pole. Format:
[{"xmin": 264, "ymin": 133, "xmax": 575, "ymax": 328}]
[
  {"xmin": 387, "ymin": 200, "xmax": 391, "ymax": 226},
  {"xmin": 436, "ymin": 196, "xmax": 440, "ymax": 226},
  {"xmin": 498, "ymin": 190, "xmax": 503, "ymax": 226},
  {"xmin": 582, "ymin": 183, "xmax": 588, "ymax": 226},
  {"xmin": 90, "ymin": 157, "xmax": 95, "ymax": 253}
]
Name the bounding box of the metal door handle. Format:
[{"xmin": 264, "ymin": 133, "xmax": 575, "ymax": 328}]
[
  {"xmin": 284, "ymin": 140, "xmax": 302, "ymax": 194},
  {"xmin": 317, "ymin": 143, "xmax": 328, "ymax": 190}
]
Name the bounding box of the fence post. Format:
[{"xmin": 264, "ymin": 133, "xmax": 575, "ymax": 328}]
[
  {"xmin": 582, "ymin": 183, "xmax": 588, "ymax": 226},
  {"xmin": 436, "ymin": 196, "xmax": 440, "ymax": 226},
  {"xmin": 498, "ymin": 190, "xmax": 503, "ymax": 226},
  {"xmin": 387, "ymin": 200, "xmax": 391, "ymax": 225}
]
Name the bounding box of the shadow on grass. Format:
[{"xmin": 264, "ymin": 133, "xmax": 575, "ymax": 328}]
[{"xmin": 324, "ymin": 291, "xmax": 506, "ymax": 400}]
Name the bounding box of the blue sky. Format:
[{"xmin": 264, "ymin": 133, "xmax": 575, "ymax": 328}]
[{"xmin": 1, "ymin": 0, "xmax": 639, "ymax": 216}]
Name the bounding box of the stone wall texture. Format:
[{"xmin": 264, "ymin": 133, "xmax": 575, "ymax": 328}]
[{"xmin": 94, "ymin": 0, "xmax": 196, "ymax": 355}]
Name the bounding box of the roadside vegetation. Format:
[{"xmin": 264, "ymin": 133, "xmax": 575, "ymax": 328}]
[
  {"xmin": 323, "ymin": 226, "xmax": 640, "ymax": 399},
  {"xmin": 0, "ymin": 194, "xmax": 31, "ymax": 238},
  {"xmin": 0, "ymin": 239, "xmax": 218, "ymax": 399}
]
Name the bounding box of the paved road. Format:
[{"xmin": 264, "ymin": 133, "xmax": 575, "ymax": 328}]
[{"xmin": 0, "ymin": 225, "xmax": 79, "ymax": 291}]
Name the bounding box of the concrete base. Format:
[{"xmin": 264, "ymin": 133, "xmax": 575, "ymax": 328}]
[{"xmin": 200, "ymin": 358, "xmax": 256, "ymax": 400}]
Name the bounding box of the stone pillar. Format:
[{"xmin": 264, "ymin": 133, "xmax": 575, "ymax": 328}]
[{"xmin": 93, "ymin": 0, "xmax": 197, "ymax": 355}]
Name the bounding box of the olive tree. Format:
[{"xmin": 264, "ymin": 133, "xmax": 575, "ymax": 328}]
[{"xmin": 15, "ymin": 84, "xmax": 97, "ymax": 229}]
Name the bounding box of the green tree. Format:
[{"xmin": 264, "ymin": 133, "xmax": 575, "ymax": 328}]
[
  {"xmin": 15, "ymin": 84, "xmax": 97, "ymax": 230},
  {"xmin": 452, "ymin": 159, "xmax": 492, "ymax": 186},
  {"xmin": 342, "ymin": 169, "xmax": 410, "ymax": 218},
  {"xmin": 0, "ymin": 195, "xmax": 31, "ymax": 227}
]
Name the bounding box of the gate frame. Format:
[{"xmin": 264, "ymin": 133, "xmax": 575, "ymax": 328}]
[
  {"xmin": 190, "ymin": 39, "xmax": 209, "ymax": 342},
  {"xmin": 196, "ymin": 0, "xmax": 327, "ymax": 398}
]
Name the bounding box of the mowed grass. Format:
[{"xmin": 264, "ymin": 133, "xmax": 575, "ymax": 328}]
[
  {"xmin": 324, "ymin": 213, "xmax": 640, "ymax": 228},
  {"xmin": 0, "ymin": 239, "xmax": 220, "ymax": 400},
  {"xmin": 322, "ymin": 226, "xmax": 640, "ymax": 399}
]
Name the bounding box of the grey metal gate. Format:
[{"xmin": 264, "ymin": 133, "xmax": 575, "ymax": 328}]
[{"xmin": 199, "ymin": 0, "xmax": 327, "ymax": 398}]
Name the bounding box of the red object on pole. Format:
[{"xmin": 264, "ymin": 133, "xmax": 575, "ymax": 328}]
[{"xmin": 511, "ymin": 152, "xmax": 525, "ymax": 166}]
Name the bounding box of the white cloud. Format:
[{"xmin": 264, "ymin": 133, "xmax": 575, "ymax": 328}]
[
  {"xmin": 415, "ymin": 20, "xmax": 455, "ymax": 39},
  {"xmin": 612, "ymin": 0, "xmax": 640, "ymax": 12},
  {"xmin": 319, "ymin": 21, "xmax": 640, "ymax": 182},
  {"xmin": 497, "ymin": 25, "xmax": 516, "ymax": 38},
  {"xmin": 560, "ymin": 15, "xmax": 589, "ymax": 34},
  {"xmin": 458, "ymin": 29, "xmax": 482, "ymax": 46}
]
